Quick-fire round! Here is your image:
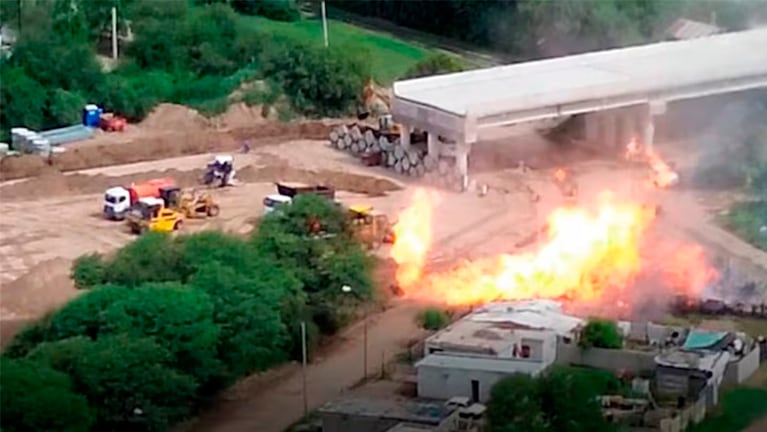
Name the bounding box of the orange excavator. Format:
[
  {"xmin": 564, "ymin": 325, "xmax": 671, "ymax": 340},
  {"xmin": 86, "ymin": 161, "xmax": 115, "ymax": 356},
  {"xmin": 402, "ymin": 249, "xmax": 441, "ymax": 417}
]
[{"xmin": 356, "ymin": 79, "xmax": 401, "ymax": 134}]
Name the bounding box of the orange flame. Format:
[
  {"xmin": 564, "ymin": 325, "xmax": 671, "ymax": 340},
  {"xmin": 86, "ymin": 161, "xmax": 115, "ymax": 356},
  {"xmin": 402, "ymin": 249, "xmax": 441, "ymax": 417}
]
[
  {"xmin": 389, "ymin": 189, "xmax": 716, "ymax": 309},
  {"xmin": 662, "ymin": 244, "xmax": 720, "ymax": 296},
  {"xmin": 624, "ymin": 137, "xmax": 679, "ymax": 188},
  {"xmin": 390, "ymin": 189, "xmax": 439, "ymax": 288}
]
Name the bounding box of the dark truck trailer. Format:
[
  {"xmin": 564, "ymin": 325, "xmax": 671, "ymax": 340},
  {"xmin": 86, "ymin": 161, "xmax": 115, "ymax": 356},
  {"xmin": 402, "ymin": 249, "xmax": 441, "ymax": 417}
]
[{"xmin": 276, "ymin": 182, "xmax": 336, "ymax": 200}]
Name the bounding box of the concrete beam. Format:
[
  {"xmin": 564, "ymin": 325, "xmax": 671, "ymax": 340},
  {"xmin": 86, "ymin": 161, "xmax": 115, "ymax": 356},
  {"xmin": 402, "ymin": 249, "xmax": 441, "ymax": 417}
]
[{"xmin": 394, "ymin": 74, "xmax": 767, "ymax": 139}]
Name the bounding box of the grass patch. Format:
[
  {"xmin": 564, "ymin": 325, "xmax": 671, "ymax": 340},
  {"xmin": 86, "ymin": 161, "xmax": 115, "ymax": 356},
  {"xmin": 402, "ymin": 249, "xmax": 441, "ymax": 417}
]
[
  {"xmin": 689, "ymin": 387, "xmax": 767, "ymax": 432},
  {"xmin": 239, "ymin": 16, "xmax": 433, "ymax": 83},
  {"xmin": 719, "ymin": 200, "xmax": 767, "ymax": 251}
]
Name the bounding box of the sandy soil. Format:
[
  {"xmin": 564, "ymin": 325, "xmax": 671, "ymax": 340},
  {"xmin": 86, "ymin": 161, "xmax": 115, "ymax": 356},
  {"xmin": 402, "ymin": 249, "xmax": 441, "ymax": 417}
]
[{"xmin": 3, "ymin": 114, "xmax": 767, "ymax": 432}]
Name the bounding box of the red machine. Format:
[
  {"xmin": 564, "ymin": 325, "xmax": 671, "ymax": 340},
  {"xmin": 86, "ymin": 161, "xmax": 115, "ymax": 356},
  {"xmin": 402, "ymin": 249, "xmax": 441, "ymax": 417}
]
[{"xmin": 99, "ymin": 113, "xmax": 127, "ymax": 132}]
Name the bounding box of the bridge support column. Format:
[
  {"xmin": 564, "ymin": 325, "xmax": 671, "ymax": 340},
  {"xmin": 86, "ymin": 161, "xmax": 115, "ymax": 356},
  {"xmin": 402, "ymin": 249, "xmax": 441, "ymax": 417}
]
[
  {"xmin": 600, "ymin": 112, "xmax": 617, "ymax": 150},
  {"xmin": 427, "ymin": 132, "xmax": 440, "ymax": 156},
  {"xmin": 400, "ymin": 124, "xmax": 412, "ymax": 149},
  {"xmin": 617, "ymin": 110, "xmax": 633, "ymax": 152},
  {"xmin": 456, "ymin": 143, "xmax": 469, "ymax": 179},
  {"xmin": 585, "ymin": 113, "xmax": 600, "ymax": 143}
]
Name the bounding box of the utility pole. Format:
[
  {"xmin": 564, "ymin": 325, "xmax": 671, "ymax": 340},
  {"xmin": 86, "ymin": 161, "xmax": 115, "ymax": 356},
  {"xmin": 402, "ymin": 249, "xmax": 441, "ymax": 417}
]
[
  {"xmin": 111, "ymin": 6, "xmax": 118, "ymax": 60},
  {"xmin": 363, "ymin": 304, "xmax": 368, "ymax": 379},
  {"xmin": 321, "ymin": 1, "xmax": 329, "ymax": 47},
  {"xmin": 301, "ymin": 321, "xmax": 308, "ymax": 416}
]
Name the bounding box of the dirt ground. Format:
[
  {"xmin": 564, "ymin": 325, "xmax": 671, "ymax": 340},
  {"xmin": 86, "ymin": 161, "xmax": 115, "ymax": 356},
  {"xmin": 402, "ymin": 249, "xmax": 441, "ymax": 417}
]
[
  {"xmin": 3, "ymin": 112, "xmax": 767, "ymax": 431},
  {"xmin": 0, "ymin": 103, "xmax": 339, "ymax": 182}
]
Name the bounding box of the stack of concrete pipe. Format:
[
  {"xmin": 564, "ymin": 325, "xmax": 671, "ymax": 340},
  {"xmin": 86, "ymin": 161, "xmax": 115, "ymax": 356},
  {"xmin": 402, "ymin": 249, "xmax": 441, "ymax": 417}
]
[{"xmin": 328, "ymin": 124, "xmax": 466, "ymax": 192}]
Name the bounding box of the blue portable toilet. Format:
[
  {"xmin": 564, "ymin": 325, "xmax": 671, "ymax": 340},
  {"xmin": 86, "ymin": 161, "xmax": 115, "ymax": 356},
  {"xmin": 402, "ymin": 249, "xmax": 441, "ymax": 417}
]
[{"xmin": 83, "ymin": 104, "xmax": 101, "ymax": 127}]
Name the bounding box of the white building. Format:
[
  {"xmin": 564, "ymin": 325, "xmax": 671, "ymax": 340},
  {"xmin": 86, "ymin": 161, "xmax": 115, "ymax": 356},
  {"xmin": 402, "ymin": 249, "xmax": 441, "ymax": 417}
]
[{"xmin": 416, "ymin": 300, "xmax": 584, "ymax": 402}]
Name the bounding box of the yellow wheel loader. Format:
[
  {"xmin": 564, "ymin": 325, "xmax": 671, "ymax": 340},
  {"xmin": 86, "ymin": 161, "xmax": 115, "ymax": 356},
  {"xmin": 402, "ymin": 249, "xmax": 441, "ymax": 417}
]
[
  {"xmin": 126, "ymin": 197, "xmax": 185, "ymax": 235},
  {"xmin": 159, "ymin": 186, "xmax": 220, "ymax": 219},
  {"xmin": 347, "ymin": 205, "xmax": 396, "ymax": 250}
]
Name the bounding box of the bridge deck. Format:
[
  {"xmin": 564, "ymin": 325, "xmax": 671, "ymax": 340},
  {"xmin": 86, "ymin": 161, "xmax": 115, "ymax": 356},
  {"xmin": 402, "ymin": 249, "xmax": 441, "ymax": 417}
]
[{"xmin": 393, "ymin": 27, "xmax": 767, "ymax": 120}]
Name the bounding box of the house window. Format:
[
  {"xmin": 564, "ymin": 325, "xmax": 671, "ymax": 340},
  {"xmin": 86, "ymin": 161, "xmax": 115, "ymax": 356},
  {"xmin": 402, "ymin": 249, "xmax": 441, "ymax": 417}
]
[{"xmin": 520, "ymin": 345, "xmax": 531, "ymax": 358}]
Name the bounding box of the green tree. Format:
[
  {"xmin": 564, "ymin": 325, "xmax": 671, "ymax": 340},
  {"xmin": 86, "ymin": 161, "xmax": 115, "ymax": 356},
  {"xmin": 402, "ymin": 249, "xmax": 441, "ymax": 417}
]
[
  {"xmin": 47, "ymin": 89, "xmax": 88, "ymax": 127},
  {"xmin": 0, "ymin": 357, "xmax": 95, "ymax": 432},
  {"xmin": 99, "ymin": 285, "xmax": 222, "ymax": 387},
  {"xmin": 486, "ymin": 374, "xmax": 548, "ymax": 432},
  {"xmin": 540, "ymin": 367, "xmax": 616, "ymax": 432},
  {"xmin": 71, "ymin": 253, "xmax": 107, "ymax": 289},
  {"xmin": 417, "ymin": 307, "xmax": 450, "ymax": 330},
  {"xmin": 262, "ymin": 38, "xmax": 370, "ymax": 116},
  {"xmin": 0, "ymin": 66, "xmax": 48, "ymax": 133},
  {"xmin": 189, "ymin": 261, "xmax": 298, "ymax": 377},
  {"xmin": 104, "ymin": 232, "xmax": 186, "ymax": 286},
  {"xmin": 402, "ymin": 53, "xmax": 465, "ymax": 79},
  {"xmin": 252, "ymin": 194, "xmax": 375, "ymax": 334},
  {"xmin": 579, "ymin": 319, "xmax": 623, "ymax": 349},
  {"xmin": 68, "ymin": 335, "xmax": 198, "ymax": 431}
]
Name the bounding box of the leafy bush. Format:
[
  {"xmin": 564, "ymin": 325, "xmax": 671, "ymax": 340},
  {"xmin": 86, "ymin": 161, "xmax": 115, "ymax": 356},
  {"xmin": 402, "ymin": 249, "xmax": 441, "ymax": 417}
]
[
  {"xmin": 70, "ymin": 253, "xmax": 106, "ymax": 290},
  {"xmin": 67, "ymin": 335, "xmax": 198, "ymax": 431},
  {"xmin": 579, "ymin": 319, "xmax": 623, "ymax": 349},
  {"xmin": 233, "ymin": 0, "xmax": 301, "ymax": 21},
  {"xmin": 417, "ymin": 307, "xmax": 450, "ymax": 330},
  {"xmin": 402, "ymin": 53, "xmax": 465, "ymax": 79},
  {"xmin": 487, "ymin": 374, "xmax": 548, "ymax": 432},
  {"xmin": 487, "ymin": 367, "xmax": 618, "ymax": 432},
  {"xmin": 262, "ymin": 38, "xmax": 371, "ymax": 117},
  {"xmin": 722, "ymin": 200, "xmax": 767, "ymax": 251},
  {"xmin": 0, "ymin": 357, "xmax": 95, "ymax": 432}
]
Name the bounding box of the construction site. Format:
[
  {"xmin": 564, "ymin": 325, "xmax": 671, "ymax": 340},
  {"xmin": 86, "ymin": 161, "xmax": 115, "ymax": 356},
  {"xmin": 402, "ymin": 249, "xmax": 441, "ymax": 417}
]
[{"xmin": 2, "ymin": 32, "xmax": 767, "ymax": 432}]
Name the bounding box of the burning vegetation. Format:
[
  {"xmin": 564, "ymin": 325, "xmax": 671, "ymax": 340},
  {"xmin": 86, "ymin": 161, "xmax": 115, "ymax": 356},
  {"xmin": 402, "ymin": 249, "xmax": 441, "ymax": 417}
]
[{"xmin": 389, "ymin": 187, "xmax": 719, "ymax": 316}]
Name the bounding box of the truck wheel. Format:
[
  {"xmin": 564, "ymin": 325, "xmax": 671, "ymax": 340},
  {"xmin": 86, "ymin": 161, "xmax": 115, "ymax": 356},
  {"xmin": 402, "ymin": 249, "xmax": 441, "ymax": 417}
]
[
  {"xmin": 207, "ymin": 205, "xmax": 220, "ymax": 217},
  {"xmin": 174, "ymin": 220, "xmax": 183, "ymax": 231}
]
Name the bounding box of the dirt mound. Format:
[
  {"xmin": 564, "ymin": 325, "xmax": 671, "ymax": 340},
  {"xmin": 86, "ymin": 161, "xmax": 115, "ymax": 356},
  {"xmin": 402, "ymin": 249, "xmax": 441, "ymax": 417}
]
[
  {"xmin": 212, "ymin": 102, "xmax": 267, "ymax": 130},
  {"xmin": 0, "ymin": 164, "xmax": 401, "ymax": 202},
  {"xmin": 0, "ymin": 121, "xmax": 336, "ymax": 182},
  {"xmin": 140, "ymin": 103, "xmax": 210, "ymax": 131}
]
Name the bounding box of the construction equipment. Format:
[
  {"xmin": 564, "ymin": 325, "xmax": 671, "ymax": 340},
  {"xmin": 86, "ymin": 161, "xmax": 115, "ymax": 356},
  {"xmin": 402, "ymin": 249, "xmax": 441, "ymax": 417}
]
[
  {"xmin": 99, "ymin": 113, "xmax": 127, "ymax": 132},
  {"xmin": 126, "ymin": 197, "xmax": 184, "ymax": 235},
  {"xmin": 262, "ymin": 182, "xmax": 337, "ymax": 215},
  {"xmin": 346, "ymin": 205, "xmax": 396, "ymax": 249},
  {"xmin": 159, "ymin": 186, "xmax": 220, "ymax": 219},
  {"xmin": 103, "ymin": 177, "xmax": 177, "ymax": 220},
  {"xmin": 357, "ymin": 79, "xmax": 401, "ymax": 134},
  {"xmin": 203, "ymin": 155, "xmax": 236, "ymax": 187}
]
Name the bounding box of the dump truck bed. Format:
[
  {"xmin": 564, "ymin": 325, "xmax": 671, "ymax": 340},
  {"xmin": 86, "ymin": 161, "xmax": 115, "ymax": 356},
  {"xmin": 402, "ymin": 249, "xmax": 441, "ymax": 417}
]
[{"xmin": 276, "ymin": 182, "xmax": 336, "ymax": 199}]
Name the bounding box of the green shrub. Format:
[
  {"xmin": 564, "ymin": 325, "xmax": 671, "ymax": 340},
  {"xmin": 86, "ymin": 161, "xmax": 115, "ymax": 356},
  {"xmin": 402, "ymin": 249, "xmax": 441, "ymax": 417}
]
[
  {"xmin": 233, "ymin": 0, "xmax": 301, "ymax": 21},
  {"xmin": 579, "ymin": 319, "xmax": 623, "ymax": 349},
  {"xmin": 262, "ymin": 38, "xmax": 370, "ymax": 117},
  {"xmin": 46, "ymin": 88, "xmax": 87, "ymax": 127},
  {"xmin": 67, "ymin": 335, "xmax": 198, "ymax": 431},
  {"xmin": 0, "ymin": 357, "xmax": 95, "ymax": 432},
  {"xmin": 722, "ymin": 200, "xmax": 767, "ymax": 251},
  {"xmin": 402, "ymin": 53, "xmax": 465, "ymax": 79},
  {"xmin": 417, "ymin": 307, "xmax": 450, "ymax": 330},
  {"xmin": 70, "ymin": 253, "xmax": 106, "ymax": 290}
]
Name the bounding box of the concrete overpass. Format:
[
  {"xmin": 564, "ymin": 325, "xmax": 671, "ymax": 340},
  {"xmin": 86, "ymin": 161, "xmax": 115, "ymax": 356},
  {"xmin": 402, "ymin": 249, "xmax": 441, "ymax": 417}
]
[{"xmin": 392, "ymin": 27, "xmax": 767, "ymax": 179}]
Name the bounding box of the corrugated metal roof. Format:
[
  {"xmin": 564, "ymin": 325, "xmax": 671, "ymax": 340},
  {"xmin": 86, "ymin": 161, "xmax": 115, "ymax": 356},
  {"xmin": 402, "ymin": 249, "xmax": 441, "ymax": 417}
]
[{"xmin": 666, "ymin": 18, "xmax": 722, "ymax": 41}]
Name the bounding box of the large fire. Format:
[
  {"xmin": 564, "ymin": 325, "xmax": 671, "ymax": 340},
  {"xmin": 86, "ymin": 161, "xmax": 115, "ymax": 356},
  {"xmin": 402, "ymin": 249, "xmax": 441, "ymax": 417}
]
[
  {"xmin": 389, "ymin": 188, "xmax": 717, "ymax": 311},
  {"xmin": 625, "ymin": 137, "xmax": 679, "ymax": 188}
]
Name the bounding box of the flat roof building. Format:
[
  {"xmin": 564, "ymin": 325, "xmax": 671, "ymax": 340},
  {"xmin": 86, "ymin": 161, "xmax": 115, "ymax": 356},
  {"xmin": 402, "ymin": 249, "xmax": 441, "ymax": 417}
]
[{"xmin": 417, "ymin": 300, "xmax": 583, "ymax": 402}]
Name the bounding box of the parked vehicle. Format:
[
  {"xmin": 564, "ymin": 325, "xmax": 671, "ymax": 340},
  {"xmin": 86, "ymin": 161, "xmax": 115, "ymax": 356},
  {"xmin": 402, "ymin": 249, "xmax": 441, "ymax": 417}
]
[
  {"xmin": 103, "ymin": 178, "xmax": 176, "ymax": 220},
  {"xmin": 125, "ymin": 197, "xmax": 184, "ymax": 234}
]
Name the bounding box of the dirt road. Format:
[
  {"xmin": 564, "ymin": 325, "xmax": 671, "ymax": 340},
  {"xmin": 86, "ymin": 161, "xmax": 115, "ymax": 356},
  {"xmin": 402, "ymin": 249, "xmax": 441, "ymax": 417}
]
[{"xmin": 187, "ymin": 300, "xmax": 426, "ymax": 432}]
